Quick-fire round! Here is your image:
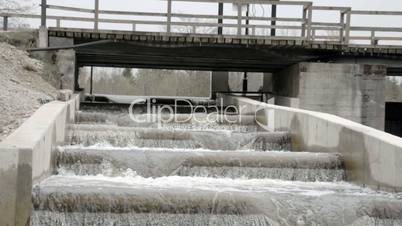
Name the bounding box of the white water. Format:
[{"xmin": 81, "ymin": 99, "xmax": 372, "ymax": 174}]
[
  {"xmin": 31, "ymin": 109, "xmax": 402, "ymax": 226},
  {"xmin": 67, "ymin": 125, "xmax": 292, "ymax": 151},
  {"xmin": 32, "ymin": 175, "xmax": 402, "ymax": 226},
  {"xmin": 176, "ymin": 166, "xmax": 346, "ymax": 182},
  {"xmin": 36, "ymin": 174, "xmax": 381, "ymax": 197},
  {"xmin": 56, "ymin": 146, "xmax": 345, "ymax": 181}
]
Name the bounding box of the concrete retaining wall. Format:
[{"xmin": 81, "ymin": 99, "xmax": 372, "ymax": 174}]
[
  {"xmin": 0, "ymin": 95, "xmax": 79, "ymax": 226},
  {"xmin": 220, "ymin": 94, "xmax": 402, "ymax": 192},
  {"xmin": 273, "ymin": 62, "xmax": 386, "ymax": 130}
]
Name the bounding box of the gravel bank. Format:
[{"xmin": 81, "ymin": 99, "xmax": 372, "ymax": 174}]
[{"xmin": 0, "ymin": 42, "xmax": 57, "ymax": 141}]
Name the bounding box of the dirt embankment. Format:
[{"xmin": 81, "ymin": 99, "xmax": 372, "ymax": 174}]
[{"xmin": 0, "ymin": 42, "xmax": 57, "ymax": 141}]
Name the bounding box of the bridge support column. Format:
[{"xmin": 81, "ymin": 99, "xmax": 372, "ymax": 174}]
[
  {"xmin": 46, "ymin": 37, "xmax": 76, "ymax": 91},
  {"xmin": 263, "ymin": 73, "xmax": 273, "ymax": 93},
  {"xmin": 263, "ymin": 73, "xmax": 274, "ymax": 103},
  {"xmin": 54, "ymin": 50, "xmax": 76, "ymax": 91},
  {"xmin": 274, "ymin": 62, "xmax": 386, "ymax": 130},
  {"xmin": 211, "ymin": 71, "xmax": 229, "ymax": 99},
  {"xmin": 38, "ymin": 26, "xmax": 48, "ymax": 48}
]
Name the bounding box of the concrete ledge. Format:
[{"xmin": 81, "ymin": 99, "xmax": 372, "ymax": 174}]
[
  {"xmin": 220, "ymin": 94, "xmax": 402, "ymax": 192},
  {"xmin": 0, "ymin": 94, "xmax": 79, "ymax": 226},
  {"xmin": 57, "ymin": 89, "xmax": 73, "ymax": 102}
]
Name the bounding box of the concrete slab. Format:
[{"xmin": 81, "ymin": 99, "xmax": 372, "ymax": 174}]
[
  {"xmin": 220, "ymin": 94, "xmax": 402, "ymax": 192},
  {"xmin": 0, "ymin": 94, "xmax": 79, "ymax": 226}
]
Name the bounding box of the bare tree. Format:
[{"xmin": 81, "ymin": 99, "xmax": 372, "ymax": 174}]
[
  {"xmin": 0, "ymin": 0, "xmax": 32, "ymax": 12},
  {"xmin": 0, "ymin": 0, "xmax": 33, "ymax": 29}
]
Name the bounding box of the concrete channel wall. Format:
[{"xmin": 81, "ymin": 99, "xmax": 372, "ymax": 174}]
[
  {"xmin": 0, "ymin": 94, "xmax": 79, "ymax": 226},
  {"xmin": 220, "ymin": 94, "xmax": 402, "ymax": 192}
]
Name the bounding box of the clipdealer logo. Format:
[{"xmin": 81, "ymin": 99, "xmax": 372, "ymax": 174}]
[{"xmin": 128, "ymin": 98, "xmax": 274, "ymax": 131}]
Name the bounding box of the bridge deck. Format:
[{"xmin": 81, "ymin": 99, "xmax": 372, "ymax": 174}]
[
  {"xmin": 49, "ymin": 28, "xmax": 402, "ymax": 55},
  {"xmin": 4, "ymin": 0, "xmax": 402, "ymax": 71},
  {"xmin": 47, "ymin": 28, "xmax": 402, "ymax": 72},
  {"xmin": 4, "ymin": 0, "xmax": 402, "ymax": 50}
]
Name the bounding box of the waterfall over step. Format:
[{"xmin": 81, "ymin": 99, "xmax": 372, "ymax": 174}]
[
  {"xmin": 76, "ymin": 111, "xmax": 258, "ymax": 132},
  {"xmin": 31, "ymin": 175, "xmax": 402, "ymax": 226},
  {"xmin": 31, "ymin": 108, "xmax": 402, "ymax": 226},
  {"xmin": 57, "ymin": 147, "xmax": 346, "ymax": 182},
  {"xmin": 67, "ymin": 124, "xmax": 292, "ymax": 151},
  {"xmin": 31, "ymin": 212, "xmax": 275, "ymax": 226}
]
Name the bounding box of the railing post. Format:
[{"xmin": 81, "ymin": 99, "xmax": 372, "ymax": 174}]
[
  {"xmin": 312, "ymin": 28, "xmax": 316, "ymax": 41},
  {"xmin": 94, "ymin": 0, "xmax": 99, "ymax": 30},
  {"xmin": 306, "ymin": 4, "xmax": 313, "ymax": 41},
  {"xmin": 3, "ymin": 16, "xmax": 8, "ymax": 31},
  {"xmin": 301, "ymin": 7, "xmax": 307, "ymax": 38},
  {"xmin": 132, "ymin": 23, "xmax": 136, "ymax": 31},
  {"xmin": 41, "ymin": 0, "xmax": 47, "ymax": 28},
  {"xmin": 56, "ymin": 19, "xmax": 61, "ymax": 28},
  {"xmin": 167, "ymin": 0, "xmax": 172, "ymax": 34},
  {"xmin": 271, "ymin": 4, "xmax": 277, "ymax": 36},
  {"xmin": 340, "ymin": 12, "xmax": 345, "ymax": 44},
  {"xmin": 218, "ymin": 2, "xmax": 223, "ymax": 35},
  {"xmin": 90, "ymin": 66, "xmax": 94, "ymax": 96},
  {"xmin": 237, "ymin": 4, "xmax": 242, "ymax": 36},
  {"xmin": 371, "ymin": 31, "xmax": 378, "ymax": 46},
  {"xmin": 344, "ymin": 9, "xmax": 351, "ymax": 45},
  {"xmin": 245, "ymin": 4, "xmax": 249, "ymax": 35}
]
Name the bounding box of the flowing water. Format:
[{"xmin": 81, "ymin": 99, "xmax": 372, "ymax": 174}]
[{"xmin": 31, "ymin": 108, "xmax": 402, "ymax": 226}]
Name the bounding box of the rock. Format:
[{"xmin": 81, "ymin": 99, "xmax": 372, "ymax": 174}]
[
  {"xmin": 57, "ymin": 89, "xmax": 73, "ymax": 101},
  {"xmin": 37, "ymin": 98, "xmax": 53, "ymax": 105}
]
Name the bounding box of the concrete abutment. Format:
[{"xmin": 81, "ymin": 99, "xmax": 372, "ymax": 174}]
[{"xmin": 273, "ymin": 62, "xmax": 386, "ymax": 130}]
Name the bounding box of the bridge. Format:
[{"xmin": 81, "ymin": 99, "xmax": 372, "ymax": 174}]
[
  {"xmin": 1, "ymin": 0, "xmax": 402, "ymax": 132},
  {"xmin": 2, "ymin": 2, "xmax": 402, "ymax": 225},
  {"xmin": 3, "ymin": 0, "xmax": 402, "ymax": 73}
]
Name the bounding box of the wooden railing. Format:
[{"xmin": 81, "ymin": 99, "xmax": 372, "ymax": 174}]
[{"xmin": 1, "ymin": 0, "xmax": 402, "ymax": 47}]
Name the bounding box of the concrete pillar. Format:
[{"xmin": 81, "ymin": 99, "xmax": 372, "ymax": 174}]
[
  {"xmin": 56, "ymin": 49, "xmax": 76, "ymax": 91},
  {"xmin": 263, "ymin": 73, "xmax": 275, "ymax": 103},
  {"xmin": 211, "ymin": 71, "xmax": 229, "ymax": 98},
  {"xmin": 0, "ymin": 148, "xmax": 32, "ymax": 226},
  {"xmin": 38, "ymin": 26, "xmax": 48, "ymax": 48},
  {"xmin": 273, "ymin": 62, "xmax": 386, "ymax": 130},
  {"xmin": 262, "ymin": 73, "xmax": 273, "ymax": 93},
  {"xmin": 48, "ymin": 37, "xmax": 76, "ymax": 91}
]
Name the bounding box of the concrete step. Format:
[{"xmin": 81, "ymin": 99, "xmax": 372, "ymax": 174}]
[
  {"xmin": 57, "ymin": 147, "xmax": 345, "ymax": 182},
  {"xmin": 77, "ymin": 111, "xmax": 258, "ymax": 125},
  {"xmin": 76, "ymin": 111, "xmax": 258, "ymax": 132},
  {"xmin": 67, "ymin": 124, "xmax": 291, "ymax": 151},
  {"xmin": 31, "ymin": 175, "xmax": 402, "ymax": 226}
]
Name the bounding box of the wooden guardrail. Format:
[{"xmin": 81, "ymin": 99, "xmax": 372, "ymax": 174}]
[{"xmin": 1, "ymin": 0, "xmax": 402, "ymax": 47}]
